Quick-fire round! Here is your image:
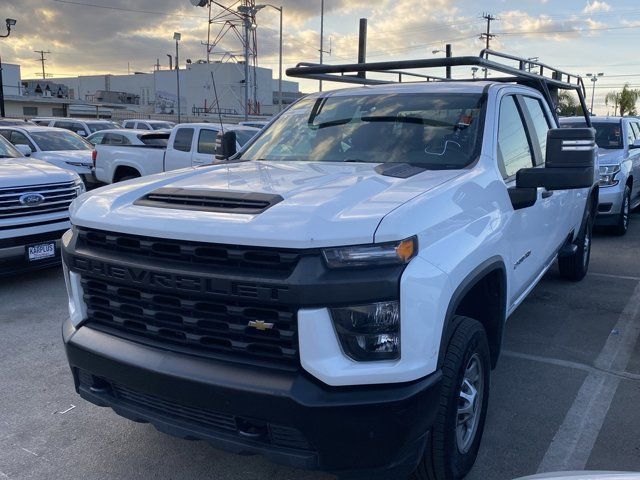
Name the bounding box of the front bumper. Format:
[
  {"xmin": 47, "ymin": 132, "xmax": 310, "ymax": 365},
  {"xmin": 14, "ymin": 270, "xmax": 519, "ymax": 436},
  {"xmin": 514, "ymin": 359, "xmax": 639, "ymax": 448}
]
[
  {"xmin": 63, "ymin": 318, "xmax": 442, "ymax": 479},
  {"xmin": 0, "ymin": 228, "xmax": 67, "ymax": 276},
  {"xmin": 596, "ymin": 182, "xmax": 624, "ymax": 223}
]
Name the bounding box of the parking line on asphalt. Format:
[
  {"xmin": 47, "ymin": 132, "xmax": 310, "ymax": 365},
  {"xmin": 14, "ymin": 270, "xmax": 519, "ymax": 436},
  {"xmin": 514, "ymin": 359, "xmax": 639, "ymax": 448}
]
[
  {"xmin": 589, "ymin": 272, "xmax": 640, "ymax": 282},
  {"xmin": 503, "ymin": 350, "xmax": 640, "ymax": 381},
  {"xmin": 537, "ymin": 280, "xmax": 640, "ymax": 473}
]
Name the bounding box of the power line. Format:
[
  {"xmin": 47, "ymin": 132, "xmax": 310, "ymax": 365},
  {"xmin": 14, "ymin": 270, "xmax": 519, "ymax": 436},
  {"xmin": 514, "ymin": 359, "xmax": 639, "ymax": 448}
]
[{"xmin": 49, "ymin": 0, "xmax": 208, "ymax": 19}]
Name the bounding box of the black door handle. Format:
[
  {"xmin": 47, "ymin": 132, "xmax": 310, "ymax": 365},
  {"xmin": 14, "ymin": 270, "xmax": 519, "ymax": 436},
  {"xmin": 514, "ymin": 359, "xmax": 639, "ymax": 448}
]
[{"xmin": 542, "ymin": 190, "xmax": 554, "ymax": 199}]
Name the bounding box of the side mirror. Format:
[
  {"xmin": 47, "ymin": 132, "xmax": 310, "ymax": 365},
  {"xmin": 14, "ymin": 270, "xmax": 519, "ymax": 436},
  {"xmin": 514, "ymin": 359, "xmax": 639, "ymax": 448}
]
[
  {"xmin": 631, "ymin": 139, "xmax": 640, "ymax": 149},
  {"xmin": 216, "ymin": 130, "xmax": 237, "ymax": 160},
  {"xmin": 15, "ymin": 144, "xmax": 32, "ymax": 156},
  {"xmin": 77, "ymin": 130, "xmax": 87, "ymax": 136},
  {"xmin": 517, "ymin": 128, "xmax": 596, "ymax": 191}
]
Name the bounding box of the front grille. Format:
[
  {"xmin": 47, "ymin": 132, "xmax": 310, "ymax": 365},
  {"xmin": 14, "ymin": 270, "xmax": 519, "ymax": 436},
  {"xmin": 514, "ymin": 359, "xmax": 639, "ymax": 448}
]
[
  {"xmin": 77, "ymin": 370, "xmax": 313, "ymax": 451},
  {"xmin": 0, "ymin": 229, "xmax": 67, "ymax": 248},
  {"xmin": 77, "ymin": 228, "xmax": 302, "ymax": 273},
  {"xmin": 0, "ymin": 181, "xmax": 78, "ymax": 219},
  {"xmin": 81, "ymin": 275, "xmax": 299, "ymax": 369},
  {"xmin": 134, "ymin": 188, "xmax": 283, "ymax": 214}
]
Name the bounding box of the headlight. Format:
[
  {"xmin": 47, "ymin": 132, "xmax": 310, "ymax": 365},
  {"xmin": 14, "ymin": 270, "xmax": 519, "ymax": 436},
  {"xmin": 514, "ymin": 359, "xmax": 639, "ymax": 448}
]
[
  {"xmin": 330, "ymin": 301, "xmax": 400, "ymax": 361},
  {"xmin": 598, "ymin": 165, "xmax": 620, "ymax": 187},
  {"xmin": 322, "ymin": 237, "xmax": 417, "ymax": 268},
  {"xmin": 73, "ymin": 176, "xmax": 86, "ymax": 194}
]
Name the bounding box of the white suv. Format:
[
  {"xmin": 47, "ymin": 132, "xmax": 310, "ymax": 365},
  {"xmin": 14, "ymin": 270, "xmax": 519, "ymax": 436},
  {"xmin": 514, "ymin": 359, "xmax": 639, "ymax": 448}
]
[
  {"xmin": 60, "ymin": 53, "xmax": 598, "ymax": 480},
  {"xmin": 0, "ymin": 135, "xmax": 83, "ymax": 276}
]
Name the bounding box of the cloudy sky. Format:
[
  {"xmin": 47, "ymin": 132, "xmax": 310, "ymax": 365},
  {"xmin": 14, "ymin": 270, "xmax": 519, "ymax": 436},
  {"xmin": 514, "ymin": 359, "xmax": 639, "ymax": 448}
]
[{"xmin": 2, "ymin": 0, "xmax": 640, "ymax": 113}]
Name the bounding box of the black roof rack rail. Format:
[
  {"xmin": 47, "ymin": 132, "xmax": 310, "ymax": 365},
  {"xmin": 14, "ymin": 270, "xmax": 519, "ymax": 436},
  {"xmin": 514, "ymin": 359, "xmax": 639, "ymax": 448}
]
[{"xmin": 285, "ymin": 49, "xmax": 591, "ymax": 126}]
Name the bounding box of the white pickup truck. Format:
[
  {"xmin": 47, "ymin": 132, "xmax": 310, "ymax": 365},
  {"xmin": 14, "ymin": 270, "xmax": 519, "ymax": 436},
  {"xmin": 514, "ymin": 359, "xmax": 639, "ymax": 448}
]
[
  {"xmin": 61, "ymin": 52, "xmax": 598, "ymax": 480},
  {"xmin": 94, "ymin": 123, "xmax": 259, "ymax": 183},
  {"xmin": 0, "ymin": 134, "xmax": 84, "ymax": 276}
]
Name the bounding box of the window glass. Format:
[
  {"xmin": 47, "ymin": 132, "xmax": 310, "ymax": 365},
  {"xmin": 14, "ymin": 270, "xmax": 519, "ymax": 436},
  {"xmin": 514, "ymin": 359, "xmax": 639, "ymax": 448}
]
[
  {"xmin": 563, "ymin": 120, "xmax": 623, "ymax": 149},
  {"xmin": 88, "ymin": 132, "xmax": 105, "ymax": 145},
  {"xmin": 0, "ymin": 130, "xmax": 9, "ymax": 140},
  {"xmin": 0, "ymin": 135, "xmax": 22, "ymax": 158},
  {"xmin": 103, "ymin": 133, "xmax": 130, "ymax": 145},
  {"xmin": 173, "ymin": 128, "xmax": 194, "ymax": 152},
  {"xmin": 139, "ymin": 134, "xmax": 169, "ymax": 146},
  {"xmin": 123, "ymin": 121, "xmax": 134, "ymax": 129},
  {"xmin": 30, "ymin": 130, "xmax": 92, "ymax": 151},
  {"xmin": 631, "ymin": 122, "xmax": 640, "ymax": 140},
  {"xmin": 234, "ymin": 129, "xmax": 258, "ymax": 146},
  {"xmin": 150, "ymin": 122, "xmax": 175, "ymax": 130},
  {"xmin": 137, "ymin": 123, "xmax": 151, "ymax": 130},
  {"xmin": 198, "ymin": 129, "xmax": 219, "ymax": 154},
  {"xmin": 240, "ymin": 93, "xmax": 485, "ymax": 168},
  {"xmin": 497, "ymin": 96, "xmax": 534, "ymax": 179},
  {"xmin": 626, "ymin": 122, "xmax": 635, "ymax": 146},
  {"xmin": 9, "ymin": 131, "xmax": 34, "ymax": 149},
  {"xmin": 86, "ymin": 122, "xmax": 117, "ymax": 133},
  {"xmin": 522, "ymin": 97, "xmax": 551, "ymax": 165},
  {"xmin": 23, "ymin": 106, "xmax": 38, "ymax": 116}
]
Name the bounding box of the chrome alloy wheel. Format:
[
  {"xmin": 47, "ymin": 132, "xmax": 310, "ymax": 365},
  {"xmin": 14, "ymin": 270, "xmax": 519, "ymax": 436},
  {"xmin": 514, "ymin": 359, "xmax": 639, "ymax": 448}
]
[{"xmin": 456, "ymin": 353, "xmax": 484, "ymax": 454}]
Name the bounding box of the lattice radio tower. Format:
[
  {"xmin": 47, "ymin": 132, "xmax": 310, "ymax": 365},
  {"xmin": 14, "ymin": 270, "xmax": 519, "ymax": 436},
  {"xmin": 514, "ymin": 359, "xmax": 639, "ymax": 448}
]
[{"xmin": 192, "ymin": 0, "xmax": 260, "ymax": 116}]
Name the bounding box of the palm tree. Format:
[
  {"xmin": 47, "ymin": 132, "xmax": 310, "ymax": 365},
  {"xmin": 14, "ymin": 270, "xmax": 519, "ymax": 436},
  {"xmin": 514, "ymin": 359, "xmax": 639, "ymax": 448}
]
[
  {"xmin": 605, "ymin": 91, "xmax": 621, "ymax": 116},
  {"xmin": 619, "ymin": 84, "xmax": 640, "ymax": 116},
  {"xmin": 557, "ymin": 91, "xmax": 583, "ymax": 116}
]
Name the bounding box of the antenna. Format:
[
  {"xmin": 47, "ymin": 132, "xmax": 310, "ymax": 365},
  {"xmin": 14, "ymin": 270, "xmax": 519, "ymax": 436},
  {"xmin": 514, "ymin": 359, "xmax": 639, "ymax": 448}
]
[{"xmin": 210, "ymin": 71, "xmax": 225, "ymax": 132}]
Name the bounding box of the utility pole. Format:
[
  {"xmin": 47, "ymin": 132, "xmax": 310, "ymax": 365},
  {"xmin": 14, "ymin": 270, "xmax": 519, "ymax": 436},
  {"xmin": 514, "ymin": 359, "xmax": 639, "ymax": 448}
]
[
  {"xmin": 34, "ymin": 50, "xmax": 51, "ymax": 80},
  {"xmin": 319, "ymin": 0, "xmax": 324, "ymax": 92},
  {"xmin": 480, "ymin": 13, "xmax": 497, "ymax": 78},
  {"xmin": 445, "ymin": 43, "xmax": 452, "ymax": 79}
]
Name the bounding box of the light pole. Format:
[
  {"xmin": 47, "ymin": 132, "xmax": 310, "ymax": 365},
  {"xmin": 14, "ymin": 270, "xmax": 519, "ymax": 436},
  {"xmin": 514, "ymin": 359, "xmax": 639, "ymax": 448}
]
[
  {"xmin": 586, "ymin": 72, "xmax": 604, "ymax": 115},
  {"xmin": 174, "ymin": 32, "xmax": 181, "ymax": 123},
  {"xmin": 256, "ymin": 4, "xmax": 283, "ymax": 112},
  {"xmin": 0, "ymin": 18, "xmax": 17, "ymax": 119}
]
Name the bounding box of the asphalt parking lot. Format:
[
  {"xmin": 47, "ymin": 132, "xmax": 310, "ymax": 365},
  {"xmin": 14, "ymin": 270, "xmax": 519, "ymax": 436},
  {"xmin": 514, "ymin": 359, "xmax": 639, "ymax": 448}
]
[{"xmin": 1, "ymin": 219, "xmax": 640, "ymax": 480}]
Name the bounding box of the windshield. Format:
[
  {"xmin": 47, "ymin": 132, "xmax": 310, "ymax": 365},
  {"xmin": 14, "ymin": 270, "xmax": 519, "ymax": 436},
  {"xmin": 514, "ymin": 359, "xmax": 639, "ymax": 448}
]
[
  {"xmin": 563, "ymin": 120, "xmax": 623, "ymax": 149},
  {"xmin": 0, "ymin": 135, "xmax": 22, "ymax": 158},
  {"xmin": 87, "ymin": 122, "xmax": 119, "ymax": 133},
  {"xmin": 234, "ymin": 129, "xmax": 258, "ymax": 146},
  {"xmin": 151, "ymin": 122, "xmax": 174, "ymax": 130},
  {"xmin": 30, "ymin": 130, "xmax": 92, "ymax": 151},
  {"xmin": 240, "ymin": 93, "xmax": 485, "ymax": 168}
]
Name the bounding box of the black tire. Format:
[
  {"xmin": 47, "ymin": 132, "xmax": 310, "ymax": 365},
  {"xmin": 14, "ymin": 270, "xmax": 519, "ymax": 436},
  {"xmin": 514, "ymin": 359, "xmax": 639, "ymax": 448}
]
[
  {"xmin": 558, "ymin": 212, "xmax": 592, "ymax": 282},
  {"xmin": 412, "ymin": 317, "xmax": 491, "ymax": 480},
  {"xmin": 612, "ymin": 185, "xmax": 631, "ymax": 236}
]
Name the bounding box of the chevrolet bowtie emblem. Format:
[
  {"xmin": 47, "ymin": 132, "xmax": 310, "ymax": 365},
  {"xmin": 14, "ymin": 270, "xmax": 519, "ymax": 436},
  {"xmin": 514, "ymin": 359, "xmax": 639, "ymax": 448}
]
[{"xmin": 248, "ymin": 320, "xmax": 275, "ymax": 331}]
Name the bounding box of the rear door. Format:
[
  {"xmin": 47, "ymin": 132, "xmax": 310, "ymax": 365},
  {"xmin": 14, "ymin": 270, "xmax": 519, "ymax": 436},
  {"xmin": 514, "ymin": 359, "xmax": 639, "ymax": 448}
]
[
  {"xmin": 497, "ymin": 94, "xmax": 555, "ymax": 308},
  {"xmin": 191, "ymin": 127, "xmax": 220, "ymax": 166},
  {"xmin": 164, "ymin": 127, "xmax": 195, "ymax": 171},
  {"xmin": 519, "ymin": 95, "xmax": 576, "ymax": 251}
]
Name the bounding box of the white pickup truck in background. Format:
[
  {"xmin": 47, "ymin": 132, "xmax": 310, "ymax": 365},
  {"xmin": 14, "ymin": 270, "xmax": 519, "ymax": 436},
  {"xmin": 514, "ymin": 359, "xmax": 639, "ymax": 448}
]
[{"xmin": 93, "ymin": 123, "xmax": 259, "ymax": 183}]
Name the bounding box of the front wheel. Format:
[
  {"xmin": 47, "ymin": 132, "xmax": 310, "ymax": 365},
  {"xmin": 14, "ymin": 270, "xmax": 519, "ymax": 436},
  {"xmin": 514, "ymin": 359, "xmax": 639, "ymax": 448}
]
[
  {"xmin": 613, "ymin": 185, "xmax": 631, "ymax": 236},
  {"xmin": 558, "ymin": 212, "xmax": 592, "ymax": 281},
  {"xmin": 412, "ymin": 317, "xmax": 491, "ymax": 480}
]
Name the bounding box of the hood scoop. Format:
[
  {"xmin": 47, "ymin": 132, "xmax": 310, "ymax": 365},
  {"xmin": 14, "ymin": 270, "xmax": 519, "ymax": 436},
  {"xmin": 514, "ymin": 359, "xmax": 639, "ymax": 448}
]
[{"xmin": 134, "ymin": 187, "xmax": 283, "ymax": 214}]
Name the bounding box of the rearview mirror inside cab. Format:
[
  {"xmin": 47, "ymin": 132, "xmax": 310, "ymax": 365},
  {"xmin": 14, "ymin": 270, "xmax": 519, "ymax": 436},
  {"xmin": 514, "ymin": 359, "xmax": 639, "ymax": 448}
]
[{"xmin": 517, "ymin": 127, "xmax": 595, "ymax": 191}]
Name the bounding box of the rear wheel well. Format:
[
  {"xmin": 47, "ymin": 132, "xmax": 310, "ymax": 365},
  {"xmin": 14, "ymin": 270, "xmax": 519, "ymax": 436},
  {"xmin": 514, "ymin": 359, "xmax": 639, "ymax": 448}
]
[
  {"xmin": 113, "ymin": 166, "xmax": 141, "ymax": 182},
  {"xmin": 441, "ymin": 265, "xmax": 506, "ymax": 370}
]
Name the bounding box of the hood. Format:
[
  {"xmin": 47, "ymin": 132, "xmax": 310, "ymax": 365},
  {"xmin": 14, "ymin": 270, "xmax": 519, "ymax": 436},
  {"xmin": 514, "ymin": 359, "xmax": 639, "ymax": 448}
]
[
  {"xmin": 597, "ymin": 149, "xmax": 625, "ymax": 166},
  {"xmin": 34, "ymin": 150, "xmax": 93, "ymax": 166},
  {"xmin": 0, "ymin": 157, "xmax": 77, "ymax": 188},
  {"xmin": 71, "ymin": 161, "xmax": 462, "ymax": 248}
]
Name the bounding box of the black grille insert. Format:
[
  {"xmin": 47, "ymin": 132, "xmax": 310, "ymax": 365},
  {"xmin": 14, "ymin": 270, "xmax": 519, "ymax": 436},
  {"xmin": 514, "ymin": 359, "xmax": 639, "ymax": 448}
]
[
  {"xmin": 81, "ymin": 276, "xmax": 299, "ymax": 369},
  {"xmin": 77, "ymin": 228, "xmax": 302, "ymax": 273},
  {"xmin": 134, "ymin": 188, "xmax": 283, "ymax": 214}
]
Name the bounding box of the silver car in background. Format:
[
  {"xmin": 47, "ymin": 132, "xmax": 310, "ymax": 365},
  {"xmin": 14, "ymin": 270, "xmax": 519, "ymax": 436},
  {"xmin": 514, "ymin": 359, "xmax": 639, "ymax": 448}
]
[{"xmin": 561, "ymin": 116, "xmax": 640, "ymax": 235}]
